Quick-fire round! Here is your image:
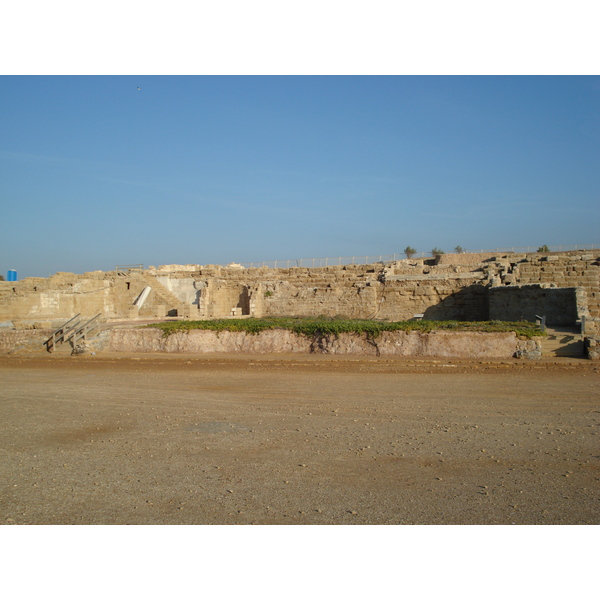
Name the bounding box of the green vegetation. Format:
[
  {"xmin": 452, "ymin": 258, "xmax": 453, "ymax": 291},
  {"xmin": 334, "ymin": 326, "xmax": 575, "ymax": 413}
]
[
  {"xmin": 147, "ymin": 317, "xmax": 545, "ymax": 339},
  {"xmin": 431, "ymin": 247, "xmax": 445, "ymax": 257},
  {"xmin": 454, "ymin": 245, "xmax": 464, "ymax": 254},
  {"xmin": 537, "ymin": 245, "xmax": 550, "ymax": 252},
  {"xmin": 404, "ymin": 246, "xmax": 417, "ymax": 259},
  {"xmin": 264, "ymin": 290, "xmax": 274, "ymax": 297}
]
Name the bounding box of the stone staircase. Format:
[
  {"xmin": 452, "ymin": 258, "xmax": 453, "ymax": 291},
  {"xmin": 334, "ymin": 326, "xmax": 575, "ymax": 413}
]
[
  {"xmin": 542, "ymin": 326, "xmax": 584, "ymax": 358},
  {"xmin": 112, "ymin": 272, "xmax": 185, "ymax": 317},
  {"xmin": 135, "ymin": 273, "xmax": 183, "ymax": 314}
]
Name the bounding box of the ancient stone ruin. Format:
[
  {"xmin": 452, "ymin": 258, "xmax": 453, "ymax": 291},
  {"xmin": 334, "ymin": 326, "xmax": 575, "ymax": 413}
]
[
  {"xmin": 1, "ymin": 250, "xmax": 597, "ymax": 327},
  {"xmin": 1, "ymin": 250, "xmax": 598, "ymax": 358}
]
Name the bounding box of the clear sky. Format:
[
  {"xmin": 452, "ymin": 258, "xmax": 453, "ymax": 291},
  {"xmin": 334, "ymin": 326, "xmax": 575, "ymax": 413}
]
[{"xmin": 1, "ymin": 75, "xmax": 599, "ymax": 278}]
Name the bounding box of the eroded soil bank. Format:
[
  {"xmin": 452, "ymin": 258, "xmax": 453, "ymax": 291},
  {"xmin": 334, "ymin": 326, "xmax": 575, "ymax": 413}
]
[
  {"xmin": 104, "ymin": 327, "xmax": 539, "ymax": 359},
  {"xmin": 0, "ymin": 354, "xmax": 598, "ymax": 524}
]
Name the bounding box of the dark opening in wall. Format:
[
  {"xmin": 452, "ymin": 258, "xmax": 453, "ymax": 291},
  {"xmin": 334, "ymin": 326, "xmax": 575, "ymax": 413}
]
[
  {"xmin": 238, "ymin": 286, "xmax": 251, "ymax": 315},
  {"xmin": 489, "ymin": 286, "xmax": 578, "ymax": 325}
]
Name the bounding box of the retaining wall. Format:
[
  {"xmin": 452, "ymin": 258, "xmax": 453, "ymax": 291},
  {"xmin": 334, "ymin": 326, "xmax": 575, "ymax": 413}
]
[
  {"xmin": 0, "ymin": 329, "xmax": 52, "ymax": 354},
  {"xmin": 105, "ymin": 328, "xmax": 536, "ymax": 359}
]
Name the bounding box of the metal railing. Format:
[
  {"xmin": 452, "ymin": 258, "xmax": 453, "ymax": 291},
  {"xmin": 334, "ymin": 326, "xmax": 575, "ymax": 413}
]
[
  {"xmin": 238, "ymin": 244, "xmax": 598, "ymax": 269},
  {"xmin": 240, "ymin": 255, "xmax": 404, "ymax": 269},
  {"xmin": 483, "ymin": 244, "xmax": 597, "ymax": 254},
  {"xmin": 44, "ymin": 313, "xmax": 102, "ymax": 352},
  {"xmin": 71, "ymin": 313, "xmax": 102, "ymax": 348},
  {"xmin": 45, "ymin": 313, "xmax": 81, "ymax": 352},
  {"xmin": 115, "ymin": 264, "xmax": 144, "ymax": 274}
]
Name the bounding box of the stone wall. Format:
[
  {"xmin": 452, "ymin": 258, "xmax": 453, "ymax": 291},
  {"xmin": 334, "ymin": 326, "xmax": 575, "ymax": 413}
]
[
  {"xmin": 584, "ymin": 336, "xmax": 600, "ymax": 360},
  {"xmin": 105, "ymin": 327, "xmax": 530, "ymax": 359},
  {"xmin": 0, "ymin": 270, "xmax": 184, "ymax": 326},
  {"xmin": 1, "ymin": 250, "xmax": 598, "ymax": 327},
  {"xmin": 490, "ymin": 252, "xmax": 600, "ymax": 316},
  {"xmin": 583, "ymin": 317, "xmax": 600, "ymax": 336},
  {"xmin": 489, "ymin": 285, "xmax": 579, "ymax": 325},
  {"xmin": 0, "ymin": 326, "xmax": 543, "ymax": 359},
  {"xmin": 0, "ymin": 329, "xmax": 52, "ymax": 354},
  {"xmin": 436, "ymin": 252, "xmax": 499, "ymax": 265}
]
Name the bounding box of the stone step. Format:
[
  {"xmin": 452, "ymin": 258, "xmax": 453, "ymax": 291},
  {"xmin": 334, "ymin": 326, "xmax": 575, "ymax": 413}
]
[
  {"xmin": 544, "ymin": 338, "xmax": 581, "ymax": 347},
  {"xmin": 47, "ymin": 343, "xmax": 74, "ymax": 355},
  {"xmin": 542, "ymin": 341, "xmax": 584, "ymax": 357},
  {"xmin": 542, "ymin": 327, "xmax": 585, "ymax": 356}
]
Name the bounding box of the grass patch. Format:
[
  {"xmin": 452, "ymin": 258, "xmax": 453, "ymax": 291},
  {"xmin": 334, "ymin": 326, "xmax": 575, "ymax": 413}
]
[{"xmin": 146, "ymin": 317, "xmax": 545, "ymax": 339}]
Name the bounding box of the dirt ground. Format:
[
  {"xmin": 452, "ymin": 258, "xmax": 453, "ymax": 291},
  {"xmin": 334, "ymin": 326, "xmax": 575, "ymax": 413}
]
[{"xmin": 0, "ymin": 352, "xmax": 598, "ymax": 525}]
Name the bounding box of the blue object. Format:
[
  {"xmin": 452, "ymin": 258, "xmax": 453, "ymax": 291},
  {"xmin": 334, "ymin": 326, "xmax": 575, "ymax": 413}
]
[{"xmin": 7, "ymin": 270, "xmax": 17, "ymax": 282}]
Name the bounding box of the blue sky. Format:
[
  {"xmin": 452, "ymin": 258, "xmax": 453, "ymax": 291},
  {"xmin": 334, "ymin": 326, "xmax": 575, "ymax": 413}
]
[{"xmin": 1, "ymin": 75, "xmax": 599, "ymax": 278}]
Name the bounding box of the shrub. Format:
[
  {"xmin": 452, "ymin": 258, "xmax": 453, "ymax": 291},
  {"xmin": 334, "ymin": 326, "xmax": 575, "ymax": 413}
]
[
  {"xmin": 404, "ymin": 246, "xmax": 417, "ymax": 259},
  {"xmin": 537, "ymin": 245, "xmax": 550, "ymax": 252},
  {"xmin": 431, "ymin": 247, "xmax": 445, "ymax": 257},
  {"xmin": 146, "ymin": 317, "xmax": 545, "ymax": 339}
]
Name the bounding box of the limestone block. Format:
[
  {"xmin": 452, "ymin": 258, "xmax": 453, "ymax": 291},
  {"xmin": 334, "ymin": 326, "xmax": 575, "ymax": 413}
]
[
  {"xmin": 584, "ymin": 336, "xmax": 600, "ymax": 359},
  {"xmin": 413, "ymin": 287, "xmax": 434, "ymax": 296}
]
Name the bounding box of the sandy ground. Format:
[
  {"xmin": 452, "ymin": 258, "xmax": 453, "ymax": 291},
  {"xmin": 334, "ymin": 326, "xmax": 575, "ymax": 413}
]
[{"xmin": 0, "ymin": 352, "xmax": 598, "ymax": 525}]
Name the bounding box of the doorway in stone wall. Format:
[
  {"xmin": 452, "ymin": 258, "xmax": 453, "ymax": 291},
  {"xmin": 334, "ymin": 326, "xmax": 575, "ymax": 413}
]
[{"xmin": 238, "ymin": 286, "xmax": 250, "ymax": 315}]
